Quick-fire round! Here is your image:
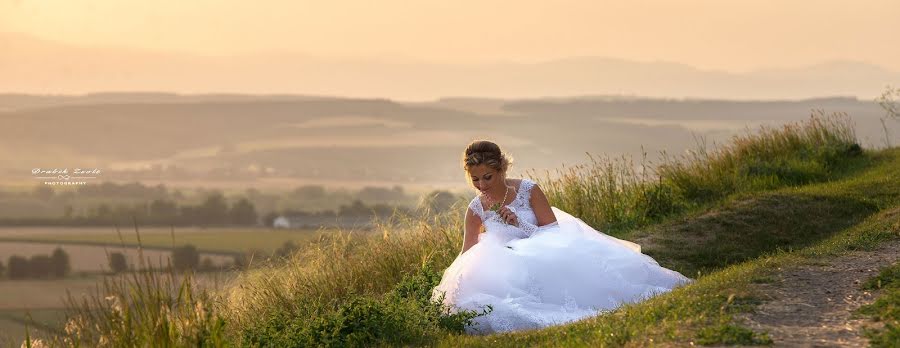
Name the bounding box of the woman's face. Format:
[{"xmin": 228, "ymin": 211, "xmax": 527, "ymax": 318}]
[{"xmin": 467, "ymin": 164, "xmax": 503, "ymax": 195}]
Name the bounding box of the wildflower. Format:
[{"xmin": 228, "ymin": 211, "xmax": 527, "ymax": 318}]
[
  {"xmin": 64, "ymin": 317, "xmax": 82, "ymax": 336},
  {"xmin": 105, "ymin": 295, "xmax": 123, "ymax": 315},
  {"xmin": 20, "ymin": 338, "xmax": 48, "ymax": 348}
]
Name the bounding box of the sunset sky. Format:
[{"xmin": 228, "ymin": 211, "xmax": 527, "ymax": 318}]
[{"xmin": 3, "ymin": 0, "xmax": 899, "ymax": 72}]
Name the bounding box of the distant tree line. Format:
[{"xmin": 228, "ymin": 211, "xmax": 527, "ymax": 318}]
[
  {"xmin": 0, "ymin": 181, "xmax": 436, "ymax": 227},
  {"xmin": 0, "ymin": 192, "xmax": 258, "ymax": 227},
  {"xmin": 91, "ymin": 246, "xmax": 238, "ymax": 276},
  {"xmin": 262, "ymin": 199, "xmax": 415, "ymax": 227},
  {"xmin": 3, "ymin": 247, "xmax": 70, "ymax": 280},
  {"xmin": 0, "ymin": 245, "xmax": 247, "ymax": 280}
]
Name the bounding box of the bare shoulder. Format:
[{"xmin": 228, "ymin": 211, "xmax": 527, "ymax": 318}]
[{"xmin": 527, "ymin": 180, "xmax": 546, "ymax": 198}]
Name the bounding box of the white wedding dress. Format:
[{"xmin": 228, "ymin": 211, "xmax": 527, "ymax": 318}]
[{"xmin": 431, "ymin": 178, "xmax": 692, "ymax": 334}]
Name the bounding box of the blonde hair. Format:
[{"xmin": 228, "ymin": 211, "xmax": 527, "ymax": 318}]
[{"xmin": 462, "ymin": 140, "xmax": 513, "ymax": 173}]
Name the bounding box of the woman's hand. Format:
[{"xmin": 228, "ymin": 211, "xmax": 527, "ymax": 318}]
[{"xmin": 498, "ymin": 206, "xmax": 518, "ymax": 226}]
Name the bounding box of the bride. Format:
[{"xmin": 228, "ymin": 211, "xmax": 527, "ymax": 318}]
[{"xmin": 432, "ymin": 140, "xmax": 692, "ymax": 334}]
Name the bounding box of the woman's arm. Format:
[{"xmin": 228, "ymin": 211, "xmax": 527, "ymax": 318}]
[
  {"xmin": 461, "ymin": 207, "xmax": 482, "ymax": 254},
  {"xmin": 529, "ymin": 184, "xmax": 557, "ymax": 226},
  {"xmin": 503, "ymin": 183, "xmax": 557, "ymax": 237}
]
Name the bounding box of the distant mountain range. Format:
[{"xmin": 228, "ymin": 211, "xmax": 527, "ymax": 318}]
[
  {"xmin": 2, "ymin": 32, "xmax": 898, "ymax": 101},
  {"xmin": 0, "ymin": 93, "xmax": 896, "ymax": 192}
]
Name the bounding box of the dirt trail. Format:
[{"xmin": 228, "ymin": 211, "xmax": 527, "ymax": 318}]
[{"xmin": 736, "ymin": 240, "xmax": 900, "ymax": 347}]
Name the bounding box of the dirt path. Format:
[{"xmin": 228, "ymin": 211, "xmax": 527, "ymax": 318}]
[{"xmin": 736, "ymin": 240, "xmax": 900, "ymax": 347}]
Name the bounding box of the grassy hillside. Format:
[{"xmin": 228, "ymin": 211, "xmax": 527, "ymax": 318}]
[
  {"xmin": 22, "ymin": 115, "xmax": 900, "ymax": 347},
  {"xmin": 445, "ymin": 147, "xmax": 900, "ymax": 347}
]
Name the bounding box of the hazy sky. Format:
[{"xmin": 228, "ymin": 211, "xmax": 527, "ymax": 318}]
[{"xmin": 2, "ymin": 0, "xmax": 899, "ymax": 72}]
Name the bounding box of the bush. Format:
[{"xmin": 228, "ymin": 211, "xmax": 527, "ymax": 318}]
[
  {"xmin": 51, "ymin": 247, "xmax": 71, "ymax": 278},
  {"xmin": 7, "ymin": 255, "xmax": 28, "ymax": 279},
  {"xmin": 172, "ymin": 244, "xmax": 200, "ymax": 272},
  {"xmin": 240, "ymin": 262, "xmax": 490, "ymax": 347},
  {"xmin": 109, "ymin": 252, "xmax": 128, "ymax": 274},
  {"xmin": 224, "ymin": 204, "xmax": 465, "ymax": 336},
  {"xmin": 4, "ymin": 249, "xmax": 68, "ymax": 279},
  {"xmin": 29, "ymin": 255, "xmax": 52, "ymax": 279}
]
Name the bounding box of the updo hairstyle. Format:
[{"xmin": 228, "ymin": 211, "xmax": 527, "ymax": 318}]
[{"xmin": 462, "ymin": 140, "xmax": 513, "ymax": 174}]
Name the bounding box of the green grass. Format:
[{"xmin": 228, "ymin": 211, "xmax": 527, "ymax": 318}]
[
  {"xmin": 220, "ymin": 115, "xmax": 886, "ymax": 347},
  {"xmin": 533, "ymin": 112, "xmax": 861, "ymax": 235},
  {"xmin": 55, "ymin": 261, "xmax": 229, "ymax": 347},
  {"xmin": 0, "ymin": 227, "xmax": 332, "ymax": 255},
  {"xmin": 222, "ymin": 210, "xmax": 465, "ymax": 343},
  {"xmin": 238, "ymin": 262, "xmax": 488, "ymax": 347},
  {"xmin": 440, "ymin": 147, "xmax": 900, "ymax": 347},
  {"xmin": 38, "ymin": 115, "xmax": 900, "ymax": 347},
  {"xmin": 857, "ymin": 260, "xmax": 900, "ymax": 347},
  {"xmin": 629, "ymin": 149, "xmax": 884, "ymax": 277}
]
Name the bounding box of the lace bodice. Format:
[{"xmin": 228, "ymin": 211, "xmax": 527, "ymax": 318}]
[{"xmin": 468, "ymin": 178, "xmax": 539, "ymax": 242}]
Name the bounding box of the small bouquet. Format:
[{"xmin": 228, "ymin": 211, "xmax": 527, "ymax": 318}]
[{"xmin": 488, "ymin": 204, "xmax": 517, "ymax": 226}]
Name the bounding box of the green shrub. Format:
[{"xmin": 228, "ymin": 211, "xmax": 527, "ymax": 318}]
[
  {"xmin": 224, "ymin": 207, "xmax": 465, "ymax": 338},
  {"xmin": 240, "ymin": 262, "xmax": 490, "ymax": 347}
]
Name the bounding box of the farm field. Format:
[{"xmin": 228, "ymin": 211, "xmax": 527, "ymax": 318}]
[
  {"xmin": 0, "ymin": 226, "xmax": 344, "ymax": 254},
  {"xmin": 0, "ymin": 242, "xmax": 235, "ymax": 272},
  {"xmin": 0, "ymin": 272, "xmax": 238, "ymax": 345},
  {"xmin": 0, "ymin": 308, "xmax": 66, "ymax": 346}
]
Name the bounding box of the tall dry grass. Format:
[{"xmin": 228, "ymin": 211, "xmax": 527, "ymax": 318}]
[
  {"xmin": 534, "ymin": 111, "xmax": 860, "ymax": 234},
  {"xmin": 223, "ymin": 205, "xmax": 466, "ymax": 343},
  {"xmin": 27, "ymin": 221, "xmax": 230, "ymax": 347}
]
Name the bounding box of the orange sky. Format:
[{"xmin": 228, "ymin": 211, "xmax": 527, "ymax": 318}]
[{"xmin": 2, "ymin": 0, "xmax": 899, "ymax": 72}]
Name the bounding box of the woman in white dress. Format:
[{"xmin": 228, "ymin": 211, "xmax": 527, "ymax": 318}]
[{"xmin": 432, "ymin": 140, "xmax": 692, "ymax": 334}]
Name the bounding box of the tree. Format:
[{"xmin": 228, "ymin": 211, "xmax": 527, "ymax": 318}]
[
  {"xmin": 230, "ymin": 198, "xmax": 258, "ymax": 225},
  {"xmin": 0, "ymin": 260, "xmax": 5, "ymax": 278},
  {"xmin": 419, "ymin": 190, "xmax": 460, "ymax": 213},
  {"xmin": 198, "ymin": 192, "xmax": 229, "ymax": 225},
  {"xmin": 262, "ymin": 211, "xmax": 280, "ymax": 228},
  {"xmin": 149, "ymin": 199, "xmax": 178, "ymax": 221},
  {"xmin": 7, "ymin": 256, "xmax": 28, "ymax": 279},
  {"xmin": 29, "ymin": 255, "xmax": 52, "ymax": 278},
  {"xmin": 172, "ymin": 244, "xmax": 200, "ymax": 272},
  {"xmin": 109, "ymin": 252, "xmax": 128, "ymax": 274},
  {"xmin": 94, "ymin": 203, "xmax": 113, "ymax": 220},
  {"xmin": 292, "ymin": 185, "xmax": 326, "ymax": 200},
  {"xmin": 50, "ymin": 247, "xmax": 71, "ymax": 278},
  {"xmin": 338, "ymin": 200, "xmax": 369, "ymax": 217}
]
